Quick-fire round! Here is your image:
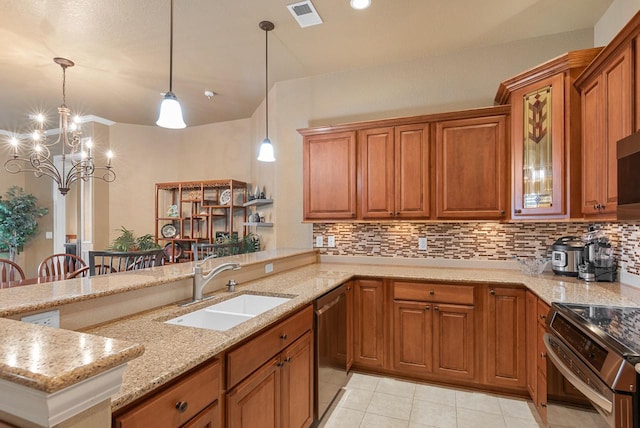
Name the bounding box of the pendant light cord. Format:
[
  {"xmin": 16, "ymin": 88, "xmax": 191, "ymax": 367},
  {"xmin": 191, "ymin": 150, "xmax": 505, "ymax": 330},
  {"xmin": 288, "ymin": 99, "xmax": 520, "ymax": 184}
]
[
  {"xmin": 169, "ymin": 0, "xmax": 174, "ymax": 92},
  {"xmin": 264, "ymin": 25, "xmax": 269, "ymax": 139}
]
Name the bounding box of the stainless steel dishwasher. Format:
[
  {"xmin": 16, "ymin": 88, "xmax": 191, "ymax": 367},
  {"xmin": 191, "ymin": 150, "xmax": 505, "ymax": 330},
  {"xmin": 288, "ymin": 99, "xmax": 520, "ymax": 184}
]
[{"xmin": 314, "ymin": 283, "xmax": 349, "ymax": 422}]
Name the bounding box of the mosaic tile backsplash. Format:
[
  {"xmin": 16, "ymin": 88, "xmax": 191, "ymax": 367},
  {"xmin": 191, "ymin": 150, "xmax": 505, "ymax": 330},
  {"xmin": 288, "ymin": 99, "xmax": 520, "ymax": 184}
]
[{"xmin": 313, "ymin": 222, "xmax": 640, "ymax": 276}]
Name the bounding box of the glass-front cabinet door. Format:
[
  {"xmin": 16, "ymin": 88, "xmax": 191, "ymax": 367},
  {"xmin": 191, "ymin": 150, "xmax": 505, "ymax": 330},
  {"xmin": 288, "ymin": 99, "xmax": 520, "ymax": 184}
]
[{"xmin": 511, "ymin": 73, "xmax": 565, "ymax": 218}]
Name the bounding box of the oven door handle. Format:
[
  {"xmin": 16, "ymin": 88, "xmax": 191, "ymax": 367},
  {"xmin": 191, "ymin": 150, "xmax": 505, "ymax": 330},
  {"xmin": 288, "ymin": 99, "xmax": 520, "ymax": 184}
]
[{"xmin": 543, "ymin": 333, "xmax": 613, "ymax": 413}]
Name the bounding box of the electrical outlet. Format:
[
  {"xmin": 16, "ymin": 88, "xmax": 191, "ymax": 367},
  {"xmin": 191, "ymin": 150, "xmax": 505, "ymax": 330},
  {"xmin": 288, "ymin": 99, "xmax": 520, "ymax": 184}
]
[
  {"xmin": 418, "ymin": 237, "xmax": 428, "ymax": 251},
  {"xmin": 265, "ymin": 263, "xmax": 274, "ymax": 273},
  {"xmin": 327, "ymin": 236, "xmax": 335, "ymax": 247},
  {"xmin": 22, "ymin": 309, "xmax": 60, "ymax": 328},
  {"xmin": 316, "ymin": 236, "xmax": 323, "ymax": 247}
]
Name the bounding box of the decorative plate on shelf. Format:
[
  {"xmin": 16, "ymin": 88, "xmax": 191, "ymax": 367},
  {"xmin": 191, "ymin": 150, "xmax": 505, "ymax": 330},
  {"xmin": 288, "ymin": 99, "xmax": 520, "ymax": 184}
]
[
  {"xmin": 219, "ymin": 189, "xmax": 231, "ymax": 205},
  {"xmin": 161, "ymin": 223, "xmax": 177, "ymax": 238},
  {"xmin": 163, "ymin": 242, "xmax": 183, "ymax": 262}
]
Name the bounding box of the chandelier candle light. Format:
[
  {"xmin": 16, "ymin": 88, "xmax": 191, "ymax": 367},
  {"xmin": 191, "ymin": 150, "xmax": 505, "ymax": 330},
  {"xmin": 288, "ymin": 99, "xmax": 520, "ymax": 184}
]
[{"xmin": 4, "ymin": 57, "xmax": 115, "ymax": 196}]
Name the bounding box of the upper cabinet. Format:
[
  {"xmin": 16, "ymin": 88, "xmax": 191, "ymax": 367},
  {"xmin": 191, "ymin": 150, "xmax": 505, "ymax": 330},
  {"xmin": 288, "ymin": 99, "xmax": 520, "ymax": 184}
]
[
  {"xmin": 359, "ymin": 124, "xmax": 430, "ymax": 219},
  {"xmin": 301, "ymin": 131, "xmax": 357, "ymax": 220},
  {"xmin": 299, "ymin": 106, "xmax": 508, "ymax": 222},
  {"xmin": 577, "ymin": 41, "xmax": 634, "ymax": 218},
  {"xmin": 434, "ymin": 115, "xmax": 507, "ymax": 219},
  {"xmin": 495, "ymin": 48, "xmax": 601, "ymax": 220}
]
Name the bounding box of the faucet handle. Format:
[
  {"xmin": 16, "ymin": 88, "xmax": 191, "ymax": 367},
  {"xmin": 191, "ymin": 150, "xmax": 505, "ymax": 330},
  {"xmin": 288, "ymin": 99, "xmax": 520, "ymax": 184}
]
[{"xmin": 227, "ymin": 279, "xmax": 237, "ymax": 292}]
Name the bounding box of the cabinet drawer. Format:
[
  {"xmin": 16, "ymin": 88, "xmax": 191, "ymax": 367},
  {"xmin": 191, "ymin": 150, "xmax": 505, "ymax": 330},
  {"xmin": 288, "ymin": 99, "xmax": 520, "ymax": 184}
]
[
  {"xmin": 393, "ymin": 281, "xmax": 474, "ymax": 305},
  {"xmin": 115, "ymin": 359, "xmax": 220, "ymax": 428},
  {"xmin": 537, "ymin": 299, "xmax": 550, "ymax": 325},
  {"xmin": 227, "ymin": 305, "xmax": 313, "ymax": 388}
]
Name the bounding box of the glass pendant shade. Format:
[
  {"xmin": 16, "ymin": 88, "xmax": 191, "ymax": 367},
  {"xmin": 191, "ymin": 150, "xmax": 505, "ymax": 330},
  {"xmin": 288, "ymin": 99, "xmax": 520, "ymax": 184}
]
[
  {"xmin": 257, "ymin": 137, "xmax": 275, "ymax": 162},
  {"xmin": 156, "ymin": 91, "xmax": 186, "ymax": 129}
]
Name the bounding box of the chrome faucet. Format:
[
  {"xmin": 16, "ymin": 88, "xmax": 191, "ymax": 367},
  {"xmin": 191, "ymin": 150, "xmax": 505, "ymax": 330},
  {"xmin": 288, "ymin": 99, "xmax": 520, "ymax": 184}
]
[{"xmin": 191, "ymin": 257, "xmax": 241, "ymax": 302}]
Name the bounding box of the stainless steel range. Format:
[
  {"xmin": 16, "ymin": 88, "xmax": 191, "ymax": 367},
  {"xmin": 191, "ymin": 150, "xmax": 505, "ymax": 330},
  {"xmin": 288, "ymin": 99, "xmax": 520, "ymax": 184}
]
[{"xmin": 545, "ymin": 303, "xmax": 640, "ymax": 428}]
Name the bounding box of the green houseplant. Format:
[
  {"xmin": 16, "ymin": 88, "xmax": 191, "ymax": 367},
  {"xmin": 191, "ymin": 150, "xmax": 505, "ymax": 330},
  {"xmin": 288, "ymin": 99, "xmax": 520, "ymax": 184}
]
[
  {"xmin": 110, "ymin": 226, "xmax": 160, "ymax": 252},
  {"xmin": 0, "ymin": 186, "xmax": 49, "ymax": 261}
]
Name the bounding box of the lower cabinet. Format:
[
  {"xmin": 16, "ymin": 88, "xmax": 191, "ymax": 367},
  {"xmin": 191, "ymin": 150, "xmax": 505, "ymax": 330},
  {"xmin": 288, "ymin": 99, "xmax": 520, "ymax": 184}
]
[
  {"xmin": 526, "ymin": 292, "xmax": 550, "ymax": 424},
  {"xmin": 391, "ymin": 281, "xmax": 476, "ymax": 381},
  {"xmin": 226, "ymin": 307, "xmax": 314, "ymax": 428},
  {"xmin": 485, "ymin": 286, "xmax": 527, "ymax": 389},
  {"xmin": 353, "ymin": 279, "xmax": 386, "ymax": 369},
  {"xmin": 113, "ymin": 359, "xmax": 221, "ymax": 428}
]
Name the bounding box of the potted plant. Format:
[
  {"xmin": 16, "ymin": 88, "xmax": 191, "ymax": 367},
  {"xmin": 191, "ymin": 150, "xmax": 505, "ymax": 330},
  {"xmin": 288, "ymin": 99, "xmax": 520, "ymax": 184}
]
[
  {"xmin": 0, "ymin": 186, "xmax": 49, "ymax": 262},
  {"xmin": 110, "ymin": 226, "xmax": 160, "ymax": 251}
]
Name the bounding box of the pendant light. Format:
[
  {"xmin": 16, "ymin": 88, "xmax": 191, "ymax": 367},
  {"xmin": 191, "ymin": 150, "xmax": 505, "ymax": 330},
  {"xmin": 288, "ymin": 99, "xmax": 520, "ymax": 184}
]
[
  {"xmin": 157, "ymin": 0, "xmax": 186, "ymax": 129},
  {"xmin": 257, "ymin": 20, "xmax": 275, "ymax": 162}
]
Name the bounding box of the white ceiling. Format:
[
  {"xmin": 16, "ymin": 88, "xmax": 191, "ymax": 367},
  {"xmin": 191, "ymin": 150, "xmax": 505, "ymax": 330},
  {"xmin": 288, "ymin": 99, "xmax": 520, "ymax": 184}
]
[{"xmin": 0, "ymin": 0, "xmax": 613, "ymax": 130}]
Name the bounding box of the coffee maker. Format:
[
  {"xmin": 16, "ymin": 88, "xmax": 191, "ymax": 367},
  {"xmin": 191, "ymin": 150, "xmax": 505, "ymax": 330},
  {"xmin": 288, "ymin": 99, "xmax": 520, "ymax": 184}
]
[{"xmin": 578, "ymin": 228, "xmax": 617, "ymax": 282}]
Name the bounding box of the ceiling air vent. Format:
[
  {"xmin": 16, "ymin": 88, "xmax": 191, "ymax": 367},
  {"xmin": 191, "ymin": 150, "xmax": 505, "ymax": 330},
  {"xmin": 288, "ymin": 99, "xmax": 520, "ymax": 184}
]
[{"xmin": 287, "ymin": 0, "xmax": 323, "ymax": 28}]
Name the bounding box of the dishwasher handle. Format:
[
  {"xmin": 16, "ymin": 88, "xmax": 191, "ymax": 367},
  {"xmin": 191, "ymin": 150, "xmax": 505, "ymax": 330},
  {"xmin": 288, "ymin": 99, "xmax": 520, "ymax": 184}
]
[{"xmin": 316, "ymin": 294, "xmax": 342, "ymax": 316}]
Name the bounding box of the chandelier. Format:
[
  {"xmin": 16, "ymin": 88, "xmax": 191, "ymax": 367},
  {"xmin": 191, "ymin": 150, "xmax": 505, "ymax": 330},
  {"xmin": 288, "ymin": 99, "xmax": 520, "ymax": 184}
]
[{"xmin": 4, "ymin": 57, "xmax": 116, "ymax": 196}]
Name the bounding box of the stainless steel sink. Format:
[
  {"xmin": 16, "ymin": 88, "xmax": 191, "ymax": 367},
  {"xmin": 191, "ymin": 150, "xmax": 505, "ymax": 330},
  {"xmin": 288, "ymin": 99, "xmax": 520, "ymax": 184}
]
[{"xmin": 165, "ymin": 294, "xmax": 291, "ymax": 331}]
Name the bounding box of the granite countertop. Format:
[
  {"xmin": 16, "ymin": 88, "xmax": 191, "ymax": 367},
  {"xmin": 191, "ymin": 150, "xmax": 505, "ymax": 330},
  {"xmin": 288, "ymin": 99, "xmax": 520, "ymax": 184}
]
[
  {"xmin": 0, "ymin": 317, "xmax": 143, "ymax": 393},
  {"xmin": 85, "ymin": 261, "xmax": 640, "ymax": 411},
  {"xmin": 3, "ymin": 251, "xmax": 640, "ymax": 412}
]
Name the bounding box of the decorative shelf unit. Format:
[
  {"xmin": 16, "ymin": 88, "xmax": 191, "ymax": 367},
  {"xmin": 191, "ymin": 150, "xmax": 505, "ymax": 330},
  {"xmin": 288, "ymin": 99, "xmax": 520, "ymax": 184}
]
[
  {"xmin": 242, "ymin": 199, "xmax": 274, "ymax": 228},
  {"xmin": 155, "ymin": 179, "xmax": 247, "ymax": 262}
]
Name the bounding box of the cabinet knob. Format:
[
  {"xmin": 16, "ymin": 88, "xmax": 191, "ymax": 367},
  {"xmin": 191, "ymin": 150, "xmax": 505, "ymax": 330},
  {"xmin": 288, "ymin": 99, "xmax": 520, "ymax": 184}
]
[
  {"xmin": 539, "ymin": 314, "xmax": 546, "ymax": 320},
  {"xmin": 489, "ymin": 289, "xmax": 496, "ymax": 296},
  {"xmin": 389, "ymin": 211, "xmax": 394, "ymax": 216},
  {"xmin": 277, "ymin": 361, "xmax": 285, "ymax": 367},
  {"xmin": 284, "ymin": 357, "xmax": 292, "ymax": 363},
  {"xmin": 594, "ymin": 203, "xmax": 599, "ymax": 210},
  {"xmin": 396, "ymin": 211, "xmax": 400, "ymax": 216},
  {"xmin": 540, "ymin": 402, "xmax": 547, "ymax": 408},
  {"xmin": 515, "ymin": 209, "xmax": 522, "ymax": 214},
  {"xmin": 425, "ymin": 305, "xmax": 431, "ymax": 311},
  {"xmin": 175, "ymin": 401, "xmax": 189, "ymax": 413},
  {"xmin": 500, "ymin": 210, "xmax": 505, "ymax": 216},
  {"xmin": 434, "ymin": 306, "xmax": 440, "ymax": 312},
  {"xmin": 346, "ymin": 286, "xmax": 351, "ymax": 291},
  {"xmin": 540, "ymin": 352, "xmax": 547, "ymax": 359},
  {"xmin": 351, "ymin": 212, "xmax": 356, "ymax": 217},
  {"xmin": 600, "ymin": 204, "xmax": 606, "ymax": 210},
  {"xmin": 280, "ymin": 334, "xmax": 288, "ymax": 340},
  {"xmin": 429, "ymin": 290, "xmax": 435, "ymax": 295}
]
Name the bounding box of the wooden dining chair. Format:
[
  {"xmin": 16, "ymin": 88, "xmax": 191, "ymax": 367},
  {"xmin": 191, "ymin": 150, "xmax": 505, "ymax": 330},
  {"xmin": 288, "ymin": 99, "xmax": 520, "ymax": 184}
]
[
  {"xmin": 0, "ymin": 258, "xmax": 26, "ymax": 283},
  {"xmin": 88, "ymin": 249, "xmax": 165, "ymax": 275},
  {"xmin": 38, "ymin": 253, "xmax": 87, "ymax": 279},
  {"xmin": 67, "ymin": 264, "xmax": 116, "ymax": 278}
]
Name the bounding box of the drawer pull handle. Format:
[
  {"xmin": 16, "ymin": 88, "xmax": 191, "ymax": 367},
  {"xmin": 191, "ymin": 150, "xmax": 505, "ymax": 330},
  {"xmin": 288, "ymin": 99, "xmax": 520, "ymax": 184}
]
[
  {"xmin": 280, "ymin": 334, "xmax": 288, "ymax": 340},
  {"xmin": 429, "ymin": 290, "xmax": 435, "ymax": 296},
  {"xmin": 175, "ymin": 401, "xmax": 189, "ymax": 413},
  {"xmin": 489, "ymin": 289, "xmax": 495, "ymax": 296},
  {"xmin": 425, "ymin": 305, "xmax": 431, "ymax": 311},
  {"xmin": 434, "ymin": 306, "xmax": 439, "ymax": 312}
]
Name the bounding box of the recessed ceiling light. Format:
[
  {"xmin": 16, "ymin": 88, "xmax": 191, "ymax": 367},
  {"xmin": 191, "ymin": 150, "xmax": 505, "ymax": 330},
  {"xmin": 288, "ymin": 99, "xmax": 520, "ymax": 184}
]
[{"xmin": 350, "ymin": 0, "xmax": 371, "ymax": 10}]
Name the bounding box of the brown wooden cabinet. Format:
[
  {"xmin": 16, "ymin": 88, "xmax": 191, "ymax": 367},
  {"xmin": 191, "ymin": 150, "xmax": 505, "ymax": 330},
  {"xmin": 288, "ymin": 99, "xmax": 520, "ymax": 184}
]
[
  {"xmin": 393, "ymin": 300, "xmax": 432, "ymax": 373},
  {"xmin": 485, "ymin": 286, "xmax": 526, "ymax": 390},
  {"xmin": 359, "ymin": 124, "xmax": 430, "ymax": 219},
  {"xmin": 302, "ymin": 131, "xmax": 357, "ymax": 220},
  {"xmin": 496, "ymin": 48, "xmax": 601, "ymax": 220},
  {"xmin": 578, "ymin": 45, "xmax": 633, "ymax": 218},
  {"xmin": 391, "ymin": 281, "xmax": 476, "ymax": 381},
  {"xmin": 433, "ymin": 303, "xmax": 475, "ymax": 380},
  {"xmin": 226, "ymin": 308, "xmax": 314, "ymax": 428},
  {"xmin": 526, "ymin": 292, "xmax": 550, "ymax": 424},
  {"xmin": 353, "ymin": 279, "xmax": 386, "ymax": 369},
  {"xmin": 113, "ymin": 359, "xmax": 221, "ymax": 428},
  {"xmin": 434, "ymin": 115, "xmax": 507, "ymax": 219}
]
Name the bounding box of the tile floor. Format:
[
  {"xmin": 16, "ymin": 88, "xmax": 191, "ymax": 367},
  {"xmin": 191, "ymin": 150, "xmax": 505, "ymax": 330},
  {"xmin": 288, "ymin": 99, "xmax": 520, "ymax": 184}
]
[{"xmin": 319, "ymin": 373, "xmax": 609, "ymax": 428}]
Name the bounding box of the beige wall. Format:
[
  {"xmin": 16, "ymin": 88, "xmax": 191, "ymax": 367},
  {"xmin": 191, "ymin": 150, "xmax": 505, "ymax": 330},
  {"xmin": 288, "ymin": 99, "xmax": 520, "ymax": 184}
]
[
  {"xmin": 108, "ymin": 119, "xmax": 252, "ymax": 243},
  {"xmin": 595, "ymin": 0, "xmax": 640, "ymax": 45}
]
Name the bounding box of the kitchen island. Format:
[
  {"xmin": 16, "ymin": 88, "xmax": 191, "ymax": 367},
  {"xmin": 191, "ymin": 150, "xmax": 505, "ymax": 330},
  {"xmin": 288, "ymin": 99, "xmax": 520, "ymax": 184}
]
[{"xmin": 1, "ymin": 249, "xmax": 640, "ymax": 426}]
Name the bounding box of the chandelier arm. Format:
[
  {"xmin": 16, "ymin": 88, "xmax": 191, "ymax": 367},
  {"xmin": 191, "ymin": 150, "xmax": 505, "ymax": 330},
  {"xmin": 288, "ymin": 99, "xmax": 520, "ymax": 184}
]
[{"xmin": 4, "ymin": 157, "xmax": 64, "ymax": 189}]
